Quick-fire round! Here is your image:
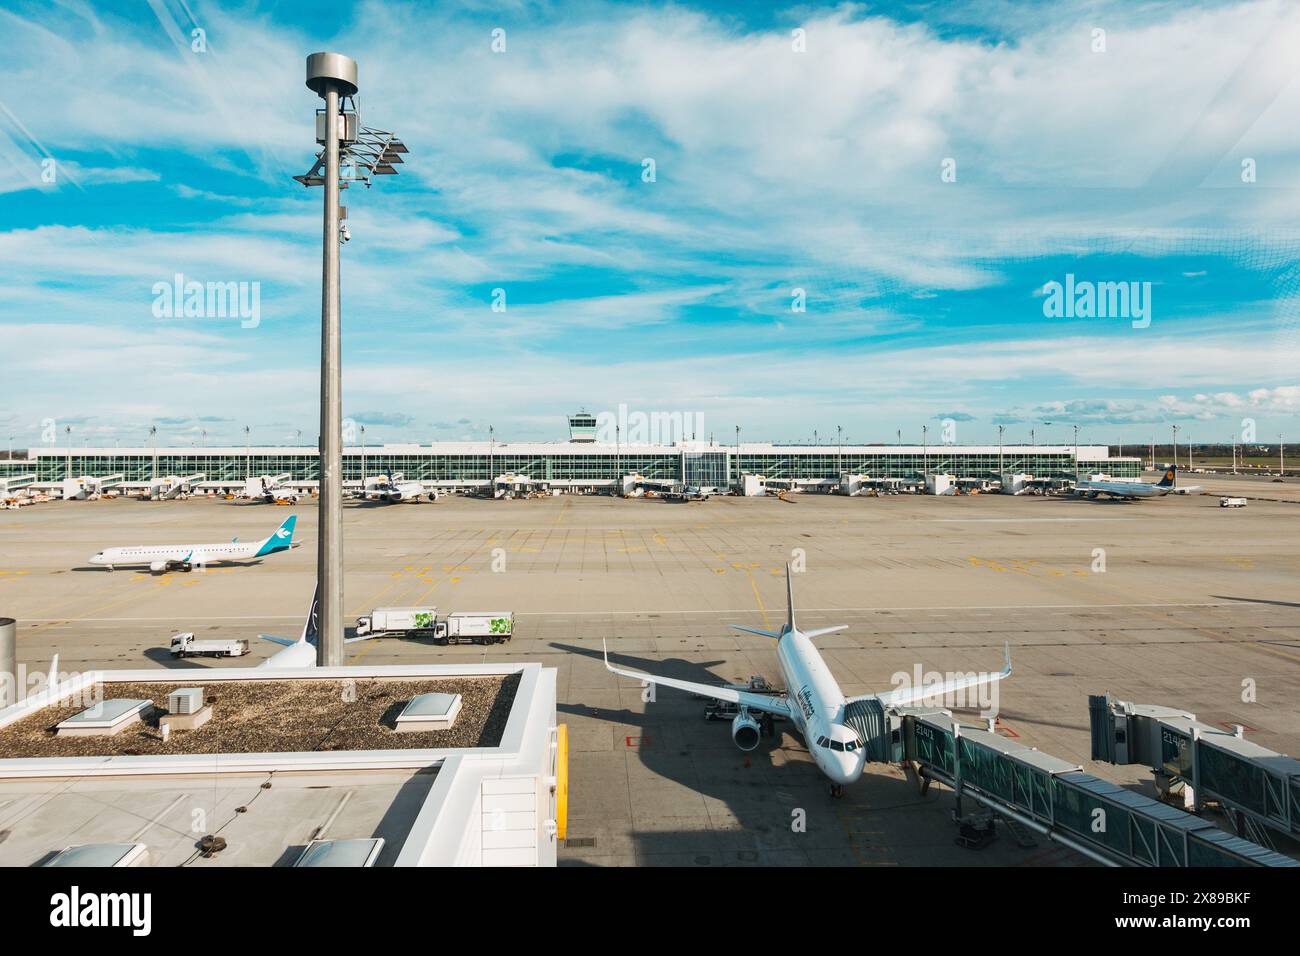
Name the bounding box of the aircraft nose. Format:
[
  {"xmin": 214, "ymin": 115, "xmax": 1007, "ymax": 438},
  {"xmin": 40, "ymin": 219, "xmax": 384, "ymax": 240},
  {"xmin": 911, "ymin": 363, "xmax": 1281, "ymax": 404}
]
[{"xmin": 834, "ymin": 752, "xmax": 865, "ymax": 785}]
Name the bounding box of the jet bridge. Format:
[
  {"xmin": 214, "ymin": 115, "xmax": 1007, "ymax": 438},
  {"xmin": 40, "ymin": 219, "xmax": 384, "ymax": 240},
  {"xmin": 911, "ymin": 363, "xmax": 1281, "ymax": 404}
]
[
  {"xmin": 0, "ymin": 474, "xmax": 35, "ymax": 496},
  {"xmin": 877, "ymin": 705, "xmax": 1297, "ymax": 867},
  {"xmin": 1089, "ymin": 694, "xmax": 1300, "ymax": 850}
]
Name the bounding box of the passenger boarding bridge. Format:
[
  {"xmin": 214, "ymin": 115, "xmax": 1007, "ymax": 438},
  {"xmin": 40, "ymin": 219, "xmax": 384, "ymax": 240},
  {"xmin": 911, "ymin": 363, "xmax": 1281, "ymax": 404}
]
[
  {"xmin": 843, "ymin": 697, "xmax": 1297, "ymax": 867},
  {"xmin": 1090, "ymin": 694, "xmax": 1300, "ymax": 851}
]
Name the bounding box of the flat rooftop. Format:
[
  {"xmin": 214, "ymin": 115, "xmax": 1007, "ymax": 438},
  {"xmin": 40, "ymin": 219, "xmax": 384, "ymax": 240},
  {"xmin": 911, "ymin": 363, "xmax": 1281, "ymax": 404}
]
[
  {"xmin": 0, "ymin": 675, "xmax": 518, "ymax": 759},
  {"xmin": 3, "ymin": 483, "xmax": 1298, "ymax": 865},
  {"xmin": 0, "ymin": 769, "xmax": 437, "ymax": 867}
]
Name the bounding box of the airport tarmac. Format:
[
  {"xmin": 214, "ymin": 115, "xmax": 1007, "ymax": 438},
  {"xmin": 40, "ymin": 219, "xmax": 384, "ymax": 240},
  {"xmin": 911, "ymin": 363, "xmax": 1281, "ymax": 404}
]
[{"xmin": 2, "ymin": 487, "xmax": 1299, "ymax": 866}]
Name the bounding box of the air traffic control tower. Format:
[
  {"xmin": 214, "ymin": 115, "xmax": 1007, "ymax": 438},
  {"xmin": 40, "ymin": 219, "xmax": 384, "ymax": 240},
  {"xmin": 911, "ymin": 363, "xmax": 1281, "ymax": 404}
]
[{"xmin": 567, "ymin": 410, "xmax": 598, "ymax": 442}]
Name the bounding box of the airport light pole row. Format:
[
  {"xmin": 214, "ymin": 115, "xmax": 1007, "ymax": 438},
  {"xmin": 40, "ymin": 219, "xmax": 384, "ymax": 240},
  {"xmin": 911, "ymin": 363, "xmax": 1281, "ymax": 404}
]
[{"xmin": 298, "ymin": 52, "xmax": 408, "ymax": 665}]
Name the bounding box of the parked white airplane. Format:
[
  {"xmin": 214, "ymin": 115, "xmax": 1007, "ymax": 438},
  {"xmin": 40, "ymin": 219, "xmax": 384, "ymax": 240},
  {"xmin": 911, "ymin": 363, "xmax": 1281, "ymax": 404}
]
[
  {"xmin": 1074, "ymin": 465, "xmax": 1201, "ymax": 500},
  {"xmin": 363, "ymin": 475, "xmax": 435, "ymax": 503},
  {"xmin": 89, "ymin": 515, "xmax": 297, "ymax": 572},
  {"xmin": 239, "ymin": 475, "xmax": 304, "ymax": 503},
  {"xmin": 605, "ymin": 566, "xmax": 1011, "ymax": 796}
]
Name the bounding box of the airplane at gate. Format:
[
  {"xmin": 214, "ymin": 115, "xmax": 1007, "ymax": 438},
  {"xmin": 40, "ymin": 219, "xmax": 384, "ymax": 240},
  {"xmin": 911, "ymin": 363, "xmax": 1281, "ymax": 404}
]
[
  {"xmin": 605, "ymin": 566, "xmax": 1011, "ymax": 796},
  {"xmin": 89, "ymin": 515, "xmax": 298, "ymax": 572},
  {"xmin": 1074, "ymin": 465, "xmax": 1201, "ymax": 500}
]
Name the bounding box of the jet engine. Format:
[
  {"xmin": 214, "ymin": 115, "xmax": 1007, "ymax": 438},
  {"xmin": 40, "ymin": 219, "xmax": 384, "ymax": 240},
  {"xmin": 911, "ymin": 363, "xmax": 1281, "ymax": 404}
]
[
  {"xmin": 149, "ymin": 560, "xmax": 169, "ymax": 572},
  {"xmin": 731, "ymin": 711, "xmax": 761, "ymax": 751}
]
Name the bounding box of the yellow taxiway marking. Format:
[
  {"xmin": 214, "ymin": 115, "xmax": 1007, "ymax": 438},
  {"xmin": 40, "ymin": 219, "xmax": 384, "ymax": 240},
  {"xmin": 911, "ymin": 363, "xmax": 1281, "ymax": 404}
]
[{"xmin": 746, "ymin": 570, "xmax": 771, "ymax": 629}]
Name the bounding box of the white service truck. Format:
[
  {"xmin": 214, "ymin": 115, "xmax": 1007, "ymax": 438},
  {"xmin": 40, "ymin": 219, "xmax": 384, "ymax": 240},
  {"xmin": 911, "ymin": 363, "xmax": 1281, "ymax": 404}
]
[
  {"xmin": 1219, "ymin": 497, "xmax": 1248, "ymax": 508},
  {"xmin": 353, "ymin": 607, "xmax": 514, "ymax": 644},
  {"xmin": 440, "ymin": 611, "xmax": 514, "ymax": 645},
  {"xmin": 170, "ymin": 632, "xmax": 250, "ymax": 658},
  {"xmin": 354, "ymin": 607, "xmax": 440, "ymax": 639}
]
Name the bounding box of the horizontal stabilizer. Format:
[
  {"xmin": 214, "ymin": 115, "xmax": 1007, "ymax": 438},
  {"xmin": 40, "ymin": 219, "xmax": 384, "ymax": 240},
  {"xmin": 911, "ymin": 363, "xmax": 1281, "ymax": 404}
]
[
  {"xmin": 729, "ymin": 624, "xmax": 781, "ymax": 639},
  {"xmin": 801, "ymin": 625, "xmax": 848, "ymax": 639},
  {"xmin": 258, "ymin": 634, "xmax": 296, "ymax": 647}
]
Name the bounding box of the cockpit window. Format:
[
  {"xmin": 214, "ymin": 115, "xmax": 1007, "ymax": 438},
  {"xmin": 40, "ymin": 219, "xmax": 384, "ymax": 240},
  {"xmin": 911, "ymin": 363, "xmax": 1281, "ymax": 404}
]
[
  {"xmin": 830, "ymin": 740, "xmax": 845, "ymax": 752},
  {"xmin": 816, "ymin": 736, "xmax": 829, "ymax": 748}
]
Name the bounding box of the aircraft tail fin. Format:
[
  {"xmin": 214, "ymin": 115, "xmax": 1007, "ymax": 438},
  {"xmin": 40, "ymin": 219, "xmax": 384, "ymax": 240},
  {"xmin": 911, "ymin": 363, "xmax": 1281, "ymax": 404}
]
[
  {"xmin": 301, "ymin": 582, "xmax": 319, "ymax": 644},
  {"xmin": 254, "ymin": 514, "xmax": 297, "ymax": 556},
  {"xmin": 1157, "ymin": 464, "xmax": 1177, "ymax": 487},
  {"xmin": 785, "ymin": 564, "xmax": 796, "ymax": 634}
]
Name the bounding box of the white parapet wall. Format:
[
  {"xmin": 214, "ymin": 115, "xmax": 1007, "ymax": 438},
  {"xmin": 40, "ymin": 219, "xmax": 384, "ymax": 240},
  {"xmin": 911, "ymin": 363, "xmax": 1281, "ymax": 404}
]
[{"xmin": 0, "ymin": 661, "xmax": 562, "ymax": 867}]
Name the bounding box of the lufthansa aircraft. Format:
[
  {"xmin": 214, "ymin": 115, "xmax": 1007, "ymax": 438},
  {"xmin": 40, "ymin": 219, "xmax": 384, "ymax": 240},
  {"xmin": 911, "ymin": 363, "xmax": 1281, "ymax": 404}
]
[
  {"xmin": 89, "ymin": 515, "xmax": 297, "ymax": 572},
  {"xmin": 1074, "ymin": 465, "xmax": 1201, "ymax": 500},
  {"xmin": 605, "ymin": 566, "xmax": 1011, "ymax": 796}
]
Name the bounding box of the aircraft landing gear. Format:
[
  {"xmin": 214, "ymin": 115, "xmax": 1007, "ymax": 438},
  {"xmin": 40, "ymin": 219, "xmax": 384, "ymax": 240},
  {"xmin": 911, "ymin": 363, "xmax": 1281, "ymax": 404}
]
[
  {"xmin": 760, "ymin": 714, "xmax": 775, "ymax": 738},
  {"xmin": 829, "ymin": 783, "xmax": 845, "ymax": 799}
]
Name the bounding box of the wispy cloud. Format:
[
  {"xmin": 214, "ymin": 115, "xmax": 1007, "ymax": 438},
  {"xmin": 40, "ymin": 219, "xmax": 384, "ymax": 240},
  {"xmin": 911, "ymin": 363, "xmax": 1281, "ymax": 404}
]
[{"xmin": 1, "ymin": 0, "xmax": 1298, "ymax": 443}]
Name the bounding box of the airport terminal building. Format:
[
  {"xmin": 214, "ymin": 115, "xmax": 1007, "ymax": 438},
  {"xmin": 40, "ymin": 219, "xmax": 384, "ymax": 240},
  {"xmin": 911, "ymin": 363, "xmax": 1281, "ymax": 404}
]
[{"xmin": 0, "ymin": 440, "xmax": 1140, "ymax": 490}]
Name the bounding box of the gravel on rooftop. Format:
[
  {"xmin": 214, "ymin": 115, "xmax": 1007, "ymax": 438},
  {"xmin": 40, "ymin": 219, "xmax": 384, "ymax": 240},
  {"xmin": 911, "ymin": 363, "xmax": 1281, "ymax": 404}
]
[{"xmin": 0, "ymin": 674, "xmax": 520, "ymax": 758}]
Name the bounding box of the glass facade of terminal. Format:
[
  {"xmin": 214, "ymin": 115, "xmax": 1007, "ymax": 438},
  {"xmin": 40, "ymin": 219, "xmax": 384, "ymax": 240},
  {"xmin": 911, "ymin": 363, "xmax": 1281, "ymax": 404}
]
[{"xmin": 0, "ymin": 447, "xmax": 1139, "ymax": 485}]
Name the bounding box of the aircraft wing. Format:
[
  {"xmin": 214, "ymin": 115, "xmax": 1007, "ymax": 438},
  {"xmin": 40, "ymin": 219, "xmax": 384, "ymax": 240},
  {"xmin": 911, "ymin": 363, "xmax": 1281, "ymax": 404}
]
[
  {"xmin": 856, "ymin": 643, "xmax": 1012, "ymax": 709},
  {"xmin": 603, "ymin": 640, "xmax": 792, "ymax": 718}
]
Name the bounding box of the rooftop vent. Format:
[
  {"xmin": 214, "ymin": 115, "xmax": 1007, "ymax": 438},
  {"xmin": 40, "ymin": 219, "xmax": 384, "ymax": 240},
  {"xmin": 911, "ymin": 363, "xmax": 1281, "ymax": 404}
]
[
  {"xmin": 168, "ymin": 687, "xmax": 204, "ymax": 715},
  {"xmin": 293, "ymin": 838, "xmax": 385, "ymax": 867},
  {"xmin": 44, "ymin": 843, "xmax": 148, "ymax": 867},
  {"xmin": 56, "ymin": 699, "xmax": 151, "ymax": 737},
  {"xmin": 394, "ymin": 692, "xmax": 462, "ymax": 732},
  {"xmin": 160, "ymin": 686, "xmax": 212, "ymax": 732}
]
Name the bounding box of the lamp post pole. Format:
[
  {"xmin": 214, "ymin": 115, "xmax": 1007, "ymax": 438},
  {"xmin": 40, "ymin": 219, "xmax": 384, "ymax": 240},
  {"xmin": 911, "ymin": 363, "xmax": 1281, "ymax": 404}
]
[
  {"xmin": 735, "ymin": 425, "xmax": 741, "ymax": 489},
  {"xmin": 922, "ymin": 425, "xmax": 928, "ymax": 478},
  {"xmin": 306, "ymin": 52, "xmax": 358, "ymax": 666},
  {"xmin": 296, "ymin": 52, "xmax": 406, "ymax": 663},
  {"xmin": 1170, "ymin": 426, "xmax": 1180, "ymax": 486}
]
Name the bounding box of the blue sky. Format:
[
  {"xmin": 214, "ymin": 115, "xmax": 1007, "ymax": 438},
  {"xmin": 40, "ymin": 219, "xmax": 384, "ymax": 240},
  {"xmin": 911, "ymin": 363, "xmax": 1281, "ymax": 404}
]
[{"xmin": 2, "ymin": 0, "xmax": 1299, "ymax": 448}]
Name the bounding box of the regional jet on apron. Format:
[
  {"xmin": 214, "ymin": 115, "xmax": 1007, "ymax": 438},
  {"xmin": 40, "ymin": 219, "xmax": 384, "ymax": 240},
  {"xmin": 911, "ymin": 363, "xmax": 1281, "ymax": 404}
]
[
  {"xmin": 605, "ymin": 566, "xmax": 1010, "ymax": 796},
  {"xmin": 89, "ymin": 515, "xmax": 298, "ymax": 572}
]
